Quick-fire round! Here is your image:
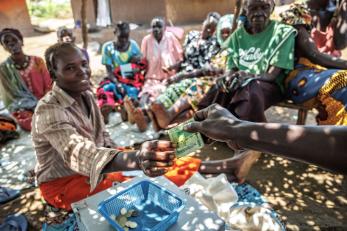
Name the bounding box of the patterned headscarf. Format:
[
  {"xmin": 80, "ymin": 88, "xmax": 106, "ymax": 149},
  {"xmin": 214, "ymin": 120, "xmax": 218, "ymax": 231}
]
[
  {"xmin": 279, "ymin": 3, "xmax": 312, "ymax": 29},
  {"xmin": 216, "ymin": 14, "xmax": 234, "ymax": 45},
  {"xmin": 0, "ymin": 28, "xmax": 23, "ymax": 46}
]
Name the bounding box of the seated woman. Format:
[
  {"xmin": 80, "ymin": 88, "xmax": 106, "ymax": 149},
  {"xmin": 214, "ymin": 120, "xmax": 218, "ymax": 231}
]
[
  {"xmin": 192, "ymin": 1, "xmax": 347, "ymax": 184},
  {"xmin": 148, "ymin": 14, "xmax": 234, "ymax": 130},
  {"xmin": 183, "ymin": 0, "xmax": 297, "ymax": 183},
  {"xmin": 33, "ymin": 42, "xmax": 241, "ymax": 211},
  {"xmin": 99, "ymin": 21, "xmax": 145, "ymax": 123},
  {"xmin": 33, "ymin": 42, "xmax": 175, "ymax": 211},
  {"xmin": 279, "ymin": 2, "xmax": 347, "ymax": 125},
  {"xmin": 138, "ymin": 17, "xmax": 184, "ymax": 109},
  {"xmin": 0, "ymin": 28, "xmax": 52, "ymax": 131},
  {"xmin": 127, "ymin": 13, "xmax": 222, "ymax": 131}
]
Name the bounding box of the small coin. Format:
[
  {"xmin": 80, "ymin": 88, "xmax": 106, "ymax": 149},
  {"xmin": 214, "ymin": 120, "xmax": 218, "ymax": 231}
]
[
  {"xmin": 118, "ymin": 216, "xmax": 127, "ymax": 227},
  {"xmin": 127, "ymin": 221, "xmax": 138, "ymax": 228},
  {"xmin": 120, "ymin": 208, "xmax": 127, "ymax": 215}
]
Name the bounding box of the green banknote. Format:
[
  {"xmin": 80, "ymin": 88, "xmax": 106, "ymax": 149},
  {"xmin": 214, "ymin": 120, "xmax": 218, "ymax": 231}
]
[{"xmin": 168, "ymin": 119, "xmax": 204, "ymax": 158}]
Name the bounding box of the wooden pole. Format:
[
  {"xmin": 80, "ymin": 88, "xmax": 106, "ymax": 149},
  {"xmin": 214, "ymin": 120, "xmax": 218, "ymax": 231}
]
[
  {"xmin": 231, "ymin": 0, "xmax": 243, "ymax": 33},
  {"xmin": 81, "ymin": 0, "xmax": 88, "ymax": 49}
]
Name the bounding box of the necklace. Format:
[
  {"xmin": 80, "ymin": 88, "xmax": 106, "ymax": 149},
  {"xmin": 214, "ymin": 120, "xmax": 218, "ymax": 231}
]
[{"xmin": 13, "ymin": 55, "xmax": 30, "ymax": 70}]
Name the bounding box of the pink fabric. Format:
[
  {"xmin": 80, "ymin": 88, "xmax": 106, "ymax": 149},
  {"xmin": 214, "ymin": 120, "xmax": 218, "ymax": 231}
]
[
  {"xmin": 19, "ymin": 56, "xmax": 52, "ymax": 100},
  {"xmin": 166, "ymin": 26, "xmax": 185, "ymax": 40},
  {"xmin": 311, "ymin": 26, "xmax": 342, "ymax": 57},
  {"xmin": 140, "ymin": 31, "xmax": 183, "ymax": 99}
]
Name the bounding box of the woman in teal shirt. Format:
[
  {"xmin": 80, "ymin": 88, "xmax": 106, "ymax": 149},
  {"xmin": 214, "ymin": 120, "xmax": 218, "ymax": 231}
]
[{"xmin": 98, "ymin": 21, "xmax": 144, "ymax": 123}]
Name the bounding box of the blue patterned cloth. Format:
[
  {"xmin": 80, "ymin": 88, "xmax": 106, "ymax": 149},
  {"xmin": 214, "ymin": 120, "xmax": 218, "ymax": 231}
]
[
  {"xmin": 231, "ymin": 183, "xmax": 286, "ymax": 231},
  {"xmin": 42, "ymin": 214, "xmax": 78, "ymax": 231}
]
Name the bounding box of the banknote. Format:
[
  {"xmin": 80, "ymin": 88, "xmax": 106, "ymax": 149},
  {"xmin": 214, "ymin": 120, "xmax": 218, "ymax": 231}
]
[{"xmin": 168, "ymin": 119, "xmax": 204, "ymax": 157}]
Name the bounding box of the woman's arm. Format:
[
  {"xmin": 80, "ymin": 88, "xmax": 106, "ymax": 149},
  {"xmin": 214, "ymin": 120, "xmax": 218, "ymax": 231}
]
[
  {"xmin": 255, "ymin": 66, "xmax": 283, "ymax": 82},
  {"xmin": 102, "ymin": 141, "xmax": 176, "ymax": 176},
  {"xmin": 185, "ymin": 104, "xmax": 347, "ymax": 174},
  {"xmin": 297, "ymin": 26, "xmax": 347, "ymax": 69}
]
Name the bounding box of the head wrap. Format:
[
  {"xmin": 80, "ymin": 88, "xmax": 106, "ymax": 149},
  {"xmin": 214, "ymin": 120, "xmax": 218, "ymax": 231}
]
[
  {"xmin": 216, "ymin": 14, "xmax": 234, "ymax": 45},
  {"xmin": 279, "ymin": 3, "xmax": 312, "ymax": 29},
  {"xmin": 0, "ymin": 28, "xmax": 23, "ymax": 46}
]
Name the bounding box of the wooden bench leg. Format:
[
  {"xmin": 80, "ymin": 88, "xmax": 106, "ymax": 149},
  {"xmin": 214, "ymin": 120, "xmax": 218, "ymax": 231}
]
[{"xmin": 297, "ymin": 109, "xmax": 308, "ymax": 125}]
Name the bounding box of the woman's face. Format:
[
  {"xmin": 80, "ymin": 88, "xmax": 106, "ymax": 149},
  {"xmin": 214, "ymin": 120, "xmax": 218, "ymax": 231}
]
[
  {"xmin": 151, "ymin": 19, "xmax": 165, "ymax": 41},
  {"xmin": 116, "ymin": 30, "xmax": 130, "ymax": 48},
  {"xmin": 220, "ymin": 27, "xmax": 232, "ymax": 42},
  {"xmin": 54, "ymin": 46, "xmax": 91, "ymax": 94},
  {"xmin": 245, "ymin": 0, "xmax": 273, "ymax": 32},
  {"xmin": 202, "ymin": 21, "xmax": 217, "ymax": 39},
  {"xmin": 1, "ymin": 33, "xmax": 23, "ymax": 55}
]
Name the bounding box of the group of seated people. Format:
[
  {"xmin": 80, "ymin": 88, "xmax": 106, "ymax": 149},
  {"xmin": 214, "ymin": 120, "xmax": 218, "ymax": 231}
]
[{"xmin": 0, "ymin": 0, "xmax": 346, "ymax": 221}]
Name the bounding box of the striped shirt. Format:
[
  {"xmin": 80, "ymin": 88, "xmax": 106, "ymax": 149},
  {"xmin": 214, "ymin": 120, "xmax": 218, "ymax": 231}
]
[{"xmin": 32, "ymin": 83, "xmax": 118, "ymax": 191}]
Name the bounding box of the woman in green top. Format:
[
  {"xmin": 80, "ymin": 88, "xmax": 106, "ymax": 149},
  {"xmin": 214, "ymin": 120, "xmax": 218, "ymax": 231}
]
[
  {"xmin": 200, "ymin": 0, "xmax": 296, "ymax": 122},
  {"xmin": 195, "ymin": 0, "xmax": 297, "ymax": 182}
]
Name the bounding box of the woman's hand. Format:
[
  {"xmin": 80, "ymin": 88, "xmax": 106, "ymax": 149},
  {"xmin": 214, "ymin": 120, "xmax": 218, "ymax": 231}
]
[
  {"xmin": 136, "ymin": 140, "xmax": 176, "ymax": 177},
  {"xmin": 130, "ymin": 56, "xmax": 141, "ymax": 64},
  {"xmin": 162, "ymin": 66, "xmax": 172, "ymax": 73},
  {"xmin": 184, "ymin": 104, "xmax": 242, "ymax": 150}
]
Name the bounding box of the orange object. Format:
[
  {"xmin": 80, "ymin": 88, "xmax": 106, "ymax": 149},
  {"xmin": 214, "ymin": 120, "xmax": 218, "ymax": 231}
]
[
  {"xmin": 164, "ymin": 157, "xmax": 202, "ymax": 187},
  {"xmin": 39, "ymin": 172, "xmax": 129, "ymax": 211},
  {"xmin": 0, "ymin": 121, "xmax": 16, "ymax": 131},
  {"xmin": 39, "ymin": 157, "xmax": 202, "ymax": 211}
]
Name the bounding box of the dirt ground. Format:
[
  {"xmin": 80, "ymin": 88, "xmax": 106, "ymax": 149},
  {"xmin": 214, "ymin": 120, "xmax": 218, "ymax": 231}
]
[{"xmin": 0, "ymin": 27, "xmax": 346, "ymax": 231}]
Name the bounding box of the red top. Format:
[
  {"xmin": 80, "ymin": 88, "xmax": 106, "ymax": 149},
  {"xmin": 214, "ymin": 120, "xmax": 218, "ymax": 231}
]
[{"xmin": 19, "ymin": 56, "xmax": 52, "ymax": 100}]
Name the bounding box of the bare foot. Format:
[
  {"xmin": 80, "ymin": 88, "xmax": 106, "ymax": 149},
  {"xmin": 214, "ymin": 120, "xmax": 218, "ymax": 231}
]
[
  {"xmin": 123, "ymin": 96, "xmax": 136, "ymax": 124},
  {"xmin": 100, "ymin": 105, "xmax": 113, "ymax": 124},
  {"xmin": 133, "ymin": 108, "xmax": 148, "ymax": 132},
  {"xmin": 147, "ymin": 109, "xmax": 161, "ymax": 132},
  {"xmin": 118, "ymin": 105, "xmax": 128, "ymax": 122},
  {"xmin": 199, "ymin": 150, "xmax": 261, "ymax": 183},
  {"xmin": 151, "ymin": 102, "xmax": 171, "ymax": 129}
]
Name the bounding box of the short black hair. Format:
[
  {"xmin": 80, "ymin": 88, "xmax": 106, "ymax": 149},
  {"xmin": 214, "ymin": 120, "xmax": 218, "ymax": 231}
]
[
  {"xmin": 114, "ymin": 21, "xmax": 130, "ymax": 35},
  {"xmin": 44, "ymin": 42, "xmax": 80, "ymax": 80},
  {"xmin": 57, "ymin": 26, "xmax": 73, "ymax": 38},
  {"xmin": 0, "ymin": 28, "xmax": 23, "ymax": 46}
]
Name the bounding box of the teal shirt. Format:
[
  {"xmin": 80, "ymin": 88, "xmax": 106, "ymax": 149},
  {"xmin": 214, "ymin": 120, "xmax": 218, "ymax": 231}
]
[
  {"xmin": 225, "ymin": 20, "xmax": 297, "ymax": 91},
  {"xmin": 101, "ymin": 39, "xmax": 141, "ymax": 70}
]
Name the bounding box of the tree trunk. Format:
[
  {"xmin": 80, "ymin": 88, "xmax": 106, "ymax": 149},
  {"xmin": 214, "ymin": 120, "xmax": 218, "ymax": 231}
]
[
  {"xmin": 81, "ymin": 0, "xmax": 88, "ymax": 49},
  {"xmin": 232, "ymin": 0, "xmax": 243, "ymax": 33}
]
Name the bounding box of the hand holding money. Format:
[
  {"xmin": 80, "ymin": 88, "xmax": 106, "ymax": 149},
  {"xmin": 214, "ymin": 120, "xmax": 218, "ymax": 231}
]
[
  {"xmin": 136, "ymin": 140, "xmax": 176, "ymax": 177},
  {"xmin": 168, "ymin": 119, "xmax": 204, "ymax": 158},
  {"xmin": 183, "ymin": 104, "xmax": 242, "ymax": 150}
]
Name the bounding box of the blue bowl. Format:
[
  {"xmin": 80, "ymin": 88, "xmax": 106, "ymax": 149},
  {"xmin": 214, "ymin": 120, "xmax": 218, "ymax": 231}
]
[{"xmin": 98, "ymin": 180, "xmax": 185, "ymax": 231}]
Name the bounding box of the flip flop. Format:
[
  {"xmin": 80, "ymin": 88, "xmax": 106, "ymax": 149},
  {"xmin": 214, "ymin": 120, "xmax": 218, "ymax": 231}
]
[
  {"xmin": 0, "ymin": 214, "xmax": 28, "ymax": 231},
  {"xmin": 0, "ymin": 187, "xmax": 20, "ymax": 205}
]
